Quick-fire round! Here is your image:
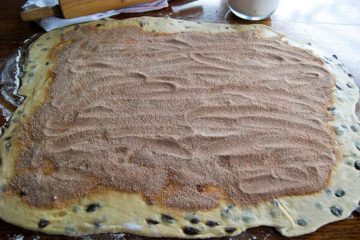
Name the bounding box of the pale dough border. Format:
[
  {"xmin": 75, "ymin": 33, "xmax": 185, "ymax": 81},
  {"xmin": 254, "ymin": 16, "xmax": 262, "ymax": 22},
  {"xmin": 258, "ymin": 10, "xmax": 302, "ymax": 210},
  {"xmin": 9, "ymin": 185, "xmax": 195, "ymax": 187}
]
[{"xmin": 0, "ymin": 17, "xmax": 359, "ymax": 238}]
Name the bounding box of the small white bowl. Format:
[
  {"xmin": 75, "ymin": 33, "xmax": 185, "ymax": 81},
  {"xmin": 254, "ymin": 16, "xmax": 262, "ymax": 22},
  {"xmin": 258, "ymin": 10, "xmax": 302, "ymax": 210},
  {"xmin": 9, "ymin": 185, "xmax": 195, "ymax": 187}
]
[{"xmin": 228, "ymin": 0, "xmax": 279, "ymax": 21}]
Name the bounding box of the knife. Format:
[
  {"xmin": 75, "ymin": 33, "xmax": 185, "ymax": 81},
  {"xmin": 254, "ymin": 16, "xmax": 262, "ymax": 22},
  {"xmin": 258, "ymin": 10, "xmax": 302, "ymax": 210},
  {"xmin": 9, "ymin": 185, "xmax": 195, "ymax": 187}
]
[{"xmin": 20, "ymin": 0, "xmax": 156, "ymax": 21}]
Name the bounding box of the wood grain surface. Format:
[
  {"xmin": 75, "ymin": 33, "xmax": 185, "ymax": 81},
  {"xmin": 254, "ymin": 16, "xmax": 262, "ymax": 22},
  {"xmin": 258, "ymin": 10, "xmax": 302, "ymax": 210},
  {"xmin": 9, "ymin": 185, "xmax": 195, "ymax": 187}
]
[{"xmin": 0, "ymin": 0, "xmax": 359, "ymax": 239}]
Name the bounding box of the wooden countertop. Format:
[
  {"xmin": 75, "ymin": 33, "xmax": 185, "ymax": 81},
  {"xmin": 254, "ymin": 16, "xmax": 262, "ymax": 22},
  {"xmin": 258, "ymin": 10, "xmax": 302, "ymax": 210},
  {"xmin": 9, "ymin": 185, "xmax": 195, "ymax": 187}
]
[{"xmin": 0, "ymin": 0, "xmax": 359, "ymax": 239}]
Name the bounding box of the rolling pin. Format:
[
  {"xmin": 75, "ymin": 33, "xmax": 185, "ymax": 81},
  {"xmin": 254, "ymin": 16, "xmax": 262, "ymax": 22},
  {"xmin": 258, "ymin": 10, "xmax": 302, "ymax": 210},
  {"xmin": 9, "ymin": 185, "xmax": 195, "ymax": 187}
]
[{"xmin": 20, "ymin": 0, "xmax": 156, "ymax": 21}]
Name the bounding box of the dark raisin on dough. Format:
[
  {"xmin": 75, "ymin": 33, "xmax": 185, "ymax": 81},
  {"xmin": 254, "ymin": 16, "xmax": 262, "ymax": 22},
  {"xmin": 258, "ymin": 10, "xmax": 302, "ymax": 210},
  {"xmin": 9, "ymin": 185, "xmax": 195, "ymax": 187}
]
[
  {"xmin": 242, "ymin": 216, "xmax": 253, "ymax": 223},
  {"xmin": 85, "ymin": 203, "xmax": 101, "ymax": 213},
  {"xmin": 330, "ymin": 205, "xmax": 343, "ymax": 217},
  {"xmin": 38, "ymin": 219, "xmax": 49, "ymax": 228},
  {"xmin": 335, "ymin": 189, "xmax": 345, "ymax": 197},
  {"xmin": 335, "ymin": 127, "xmax": 344, "ymax": 136},
  {"xmin": 93, "ymin": 220, "xmax": 101, "ymax": 228},
  {"xmin": 356, "ymin": 143, "xmax": 360, "ymax": 151},
  {"xmin": 325, "ymin": 188, "xmax": 332, "ymax": 195},
  {"xmin": 19, "ymin": 190, "xmax": 27, "ymax": 196},
  {"xmin": 225, "ymin": 227, "xmax": 237, "ymax": 234},
  {"xmin": 161, "ymin": 214, "xmax": 175, "ymax": 223},
  {"xmin": 221, "ymin": 205, "xmax": 235, "ymax": 218},
  {"xmin": 183, "ymin": 226, "xmax": 200, "ymax": 235},
  {"xmin": 205, "ymin": 220, "xmax": 220, "ymax": 227},
  {"xmin": 297, "ymin": 219, "xmax": 307, "ymax": 226},
  {"xmin": 354, "ymin": 160, "xmax": 360, "ymax": 170},
  {"xmin": 189, "ymin": 217, "xmax": 200, "ymax": 224},
  {"xmin": 351, "ymin": 125, "xmax": 358, "ymax": 132},
  {"xmin": 271, "ymin": 200, "xmax": 280, "ymax": 207},
  {"xmin": 146, "ymin": 219, "xmax": 160, "ymax": 225}
]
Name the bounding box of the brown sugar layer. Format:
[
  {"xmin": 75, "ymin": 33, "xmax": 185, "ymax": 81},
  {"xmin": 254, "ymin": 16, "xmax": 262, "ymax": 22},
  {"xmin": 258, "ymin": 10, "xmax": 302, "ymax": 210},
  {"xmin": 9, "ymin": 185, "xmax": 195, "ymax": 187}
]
[{"xmin": 10, "ymin": 26, "xmax": 337, "ymax": 209}]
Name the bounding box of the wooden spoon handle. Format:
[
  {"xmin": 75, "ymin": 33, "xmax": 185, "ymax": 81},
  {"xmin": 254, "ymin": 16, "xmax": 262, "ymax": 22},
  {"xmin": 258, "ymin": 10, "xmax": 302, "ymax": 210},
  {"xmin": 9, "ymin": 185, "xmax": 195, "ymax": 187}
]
[{"xmin": 59, "ymin": 0, "xmax": 156, "ymax": 19}]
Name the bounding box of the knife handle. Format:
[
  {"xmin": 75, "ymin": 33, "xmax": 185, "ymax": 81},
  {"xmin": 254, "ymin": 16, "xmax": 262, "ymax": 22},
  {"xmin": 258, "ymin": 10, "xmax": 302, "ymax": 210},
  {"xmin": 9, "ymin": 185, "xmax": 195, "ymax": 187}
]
[{"xmin": 59, "ymin": 0, "xmax": 155, "ymax": 19}]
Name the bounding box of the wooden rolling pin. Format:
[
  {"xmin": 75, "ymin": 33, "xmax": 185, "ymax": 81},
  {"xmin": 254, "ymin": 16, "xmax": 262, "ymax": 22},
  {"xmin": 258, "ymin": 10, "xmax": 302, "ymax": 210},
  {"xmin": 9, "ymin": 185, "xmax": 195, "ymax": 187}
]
[{"xmin": 20, "ymin": 0, "xmax": 156, "ymax": 21}]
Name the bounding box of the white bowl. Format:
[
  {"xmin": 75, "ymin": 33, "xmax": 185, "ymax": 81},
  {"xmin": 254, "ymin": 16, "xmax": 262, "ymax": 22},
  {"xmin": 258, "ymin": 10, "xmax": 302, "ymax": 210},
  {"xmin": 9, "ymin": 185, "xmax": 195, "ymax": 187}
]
[{"xmin": 228, "ymin": 0, "xmax": 279, "ymax": 20}]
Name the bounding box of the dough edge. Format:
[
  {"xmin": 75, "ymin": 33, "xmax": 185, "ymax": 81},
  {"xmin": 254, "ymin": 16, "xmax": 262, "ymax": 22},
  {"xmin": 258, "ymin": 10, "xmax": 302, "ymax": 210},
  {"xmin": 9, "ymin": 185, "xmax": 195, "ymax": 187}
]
[{"xmin": 0, "ymin": 17, "xmax": 359, "ymax": 238}]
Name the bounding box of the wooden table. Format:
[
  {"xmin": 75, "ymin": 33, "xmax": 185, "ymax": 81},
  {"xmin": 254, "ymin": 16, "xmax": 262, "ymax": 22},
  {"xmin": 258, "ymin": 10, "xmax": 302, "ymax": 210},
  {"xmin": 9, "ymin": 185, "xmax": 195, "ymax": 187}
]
[{"xmin": 0, "ymin": 0, "xmax": 359, "ymax": 239}]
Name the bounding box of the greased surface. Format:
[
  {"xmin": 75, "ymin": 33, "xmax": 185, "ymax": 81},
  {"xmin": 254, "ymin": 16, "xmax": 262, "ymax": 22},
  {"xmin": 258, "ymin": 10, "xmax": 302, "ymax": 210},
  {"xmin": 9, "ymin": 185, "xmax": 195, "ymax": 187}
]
[{"xmin": 10, "ymin": 26, "xmax": 337, "ymax": 209}]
